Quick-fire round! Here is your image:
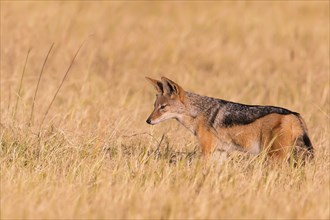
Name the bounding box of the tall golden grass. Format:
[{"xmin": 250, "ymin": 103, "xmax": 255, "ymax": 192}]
[{"xmin": 1, "ymin": 2, "xmax": 329, "ymax": 219}]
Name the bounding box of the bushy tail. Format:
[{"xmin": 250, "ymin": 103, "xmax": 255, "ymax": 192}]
[
  {"xmin": 296, "ymin": 114, "xmax": 314, "ymax": 159},
  {"xmin": 301, "ymin": 133, "xmax": 313, "ymax": 155}
]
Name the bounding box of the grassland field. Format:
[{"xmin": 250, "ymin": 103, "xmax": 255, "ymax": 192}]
[{"xmin": 1, "ymin": 1, "xmax": 329, "ymax": 219}]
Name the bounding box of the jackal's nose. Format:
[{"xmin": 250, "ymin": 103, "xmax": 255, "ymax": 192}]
[{"xmin": 146, "ymin": 118, "xmax": 151, "ymax": 124}]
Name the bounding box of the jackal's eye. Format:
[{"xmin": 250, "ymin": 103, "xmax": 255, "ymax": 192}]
[{"xmin": 160, "ymin": 104, "xmax": 168, "ymax": 109}]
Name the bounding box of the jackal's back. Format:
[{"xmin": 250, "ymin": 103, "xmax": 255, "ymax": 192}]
[{"xmin": 186, "ymin": 92, "xmax": 298, "ymax": 128}]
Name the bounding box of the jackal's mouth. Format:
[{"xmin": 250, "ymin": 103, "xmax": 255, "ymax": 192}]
[{"xmin": 146, "ymin": 117, "xmax": 162, "ymax": 125}]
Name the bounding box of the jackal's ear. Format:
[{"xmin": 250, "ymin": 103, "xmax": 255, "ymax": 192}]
[
  {"xmin": 145, "ymin": 77, "xmax": 163, "ymax": 94},
  {"xmin": 161, "ymin": 77, "xmax": 185, "ymax": 101}
]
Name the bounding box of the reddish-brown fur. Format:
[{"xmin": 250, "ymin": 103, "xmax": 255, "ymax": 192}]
[{"xmin": 146, "ymin": 76, "xmax": 312, "ymax": 161}]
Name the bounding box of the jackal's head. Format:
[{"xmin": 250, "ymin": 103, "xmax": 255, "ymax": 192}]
[{"xmin": 146, "ymin": 77, "xmax": 186, "ymax": 125}]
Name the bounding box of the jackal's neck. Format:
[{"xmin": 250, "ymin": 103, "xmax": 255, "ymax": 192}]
[
  {"xmin": 175, "ymin": 92, "xmax": 222, "ymax": 136},
  {"xmin": 185, "ymin": 92, "xmax": 221, "ymax": 116}
]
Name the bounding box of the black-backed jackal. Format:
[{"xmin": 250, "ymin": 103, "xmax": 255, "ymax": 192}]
[{"xmin": 146, "ymin": 77, "xmax": 313, "ymax": 162}]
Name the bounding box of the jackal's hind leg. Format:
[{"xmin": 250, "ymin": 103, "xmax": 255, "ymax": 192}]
[{"xmin": 269, "ymin": 126, "xmax": 293, "ymax": 160}]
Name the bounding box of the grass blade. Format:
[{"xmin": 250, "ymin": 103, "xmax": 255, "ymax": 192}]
[
  {"xmin": 29, "ymin": 43, "xmax": 54, "ymax": 125},
  {"xmin": 13, "ymin": 48, "xmax": 31, "ymax": 120},
  {"xmin": 39, "ymin": 41, "xmax": 86, "ymax": 129}
]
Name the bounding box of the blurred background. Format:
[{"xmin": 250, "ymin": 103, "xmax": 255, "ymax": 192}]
[{"xmin": 2, "ymin": 2, "xmax": 329, "ymax": 130}]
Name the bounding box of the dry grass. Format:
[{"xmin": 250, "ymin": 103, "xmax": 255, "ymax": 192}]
[{"xmin": 1, "ymin": 2, "xmax": 329, "ymax": 219}]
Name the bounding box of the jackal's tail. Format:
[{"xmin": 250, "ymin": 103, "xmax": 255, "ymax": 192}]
[{"xmin": 296, "ymin": 114, "xmax": 314, "ymax": 159}]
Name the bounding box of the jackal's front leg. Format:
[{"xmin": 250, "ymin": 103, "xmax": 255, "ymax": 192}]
[{"xmin": 197, "ymin": 126, "xmax": 216, "ymax": 156}]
